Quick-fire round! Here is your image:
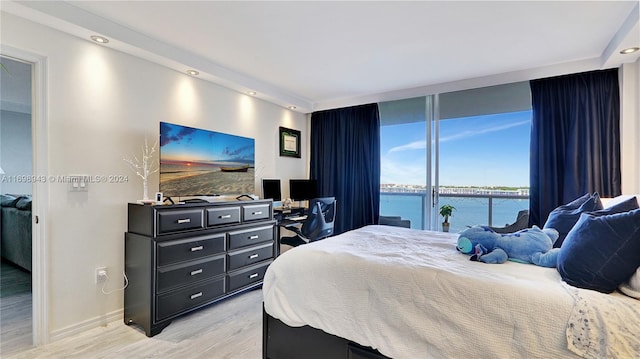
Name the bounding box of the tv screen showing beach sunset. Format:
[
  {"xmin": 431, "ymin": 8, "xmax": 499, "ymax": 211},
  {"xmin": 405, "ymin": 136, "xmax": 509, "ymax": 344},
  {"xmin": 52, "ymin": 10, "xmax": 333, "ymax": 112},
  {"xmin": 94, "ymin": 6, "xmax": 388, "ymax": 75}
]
[{"xmin": 159, "ymin": 122, "xmax": 255, "ymax": 197}]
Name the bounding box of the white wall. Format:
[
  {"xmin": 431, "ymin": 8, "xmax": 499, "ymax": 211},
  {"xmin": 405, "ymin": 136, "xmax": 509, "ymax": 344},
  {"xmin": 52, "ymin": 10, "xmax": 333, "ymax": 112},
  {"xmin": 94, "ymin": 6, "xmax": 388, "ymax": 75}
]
[
  {"xmin": 1, "ymin": 12, "xmax": 308, "ymax": 338},
  {"xmin": 0, "ymin": 109, "xmax": 33, "ymax": 195},
  {"xmin": 620, "ymin": 58, "xmax": 640, "ymax": 194}
]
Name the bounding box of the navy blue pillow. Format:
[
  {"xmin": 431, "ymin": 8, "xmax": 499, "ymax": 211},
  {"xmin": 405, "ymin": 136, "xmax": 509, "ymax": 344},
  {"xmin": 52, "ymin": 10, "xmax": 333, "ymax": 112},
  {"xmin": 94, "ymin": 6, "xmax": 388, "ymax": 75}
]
[
  {"xmin": 591, "ymin": 196, "xmax": 638, "ymax": 216},
  {"xmin": 544, "ymin": 192, "xmax": 603, "ymax": 248},
  {"xmin": 564, "ymin": 192, "xmax": 591, "ymax": 207},
  {"xmin": 557, "ymin": 208, "xmax": 640, "ymax": 293}
]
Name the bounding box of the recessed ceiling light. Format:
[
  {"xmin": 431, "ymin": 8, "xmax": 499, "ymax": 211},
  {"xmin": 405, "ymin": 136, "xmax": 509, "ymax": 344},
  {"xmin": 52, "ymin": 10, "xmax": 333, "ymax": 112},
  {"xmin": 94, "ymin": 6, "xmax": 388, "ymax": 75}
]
[
  {"xmin": 620, "ymin": 47, "xmax": 639, "ymax": 55},
  {"xmin": 247, "ymin": 91, "xmax": 257, "ymax": 95},
  {"xmin": 186, "ymin": 70, "xmax": 199, "ymax": 76},
  {"xmin": 90, "ymin": 35, "xmax": 109, "ymax": 44},
  {"xmin": 288, "ymin": 106, "xmax": 297, "ymax": 110}
]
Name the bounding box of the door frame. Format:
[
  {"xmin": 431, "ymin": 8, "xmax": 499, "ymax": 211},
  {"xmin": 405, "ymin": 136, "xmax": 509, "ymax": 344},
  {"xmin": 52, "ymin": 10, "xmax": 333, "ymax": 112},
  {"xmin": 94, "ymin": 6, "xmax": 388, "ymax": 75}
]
[
  {"xmin": 424, "ymin": 94, "xmax": 440, "ymax": 231},
  {"xmin": 1, "ymin": 45, "xmax": 50, "ymax": 345}
]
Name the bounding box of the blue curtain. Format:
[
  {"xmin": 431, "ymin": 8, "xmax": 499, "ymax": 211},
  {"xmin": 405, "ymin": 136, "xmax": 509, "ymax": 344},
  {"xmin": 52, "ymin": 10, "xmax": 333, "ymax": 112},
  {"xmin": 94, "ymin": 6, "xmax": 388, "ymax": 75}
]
[
  {"xmin": 529, "ymin": 69, "xmax": 621, "ymax": 226},
  {"xmin": 310, "ymin": 103, "xmax": 380, "ymax": 235}
]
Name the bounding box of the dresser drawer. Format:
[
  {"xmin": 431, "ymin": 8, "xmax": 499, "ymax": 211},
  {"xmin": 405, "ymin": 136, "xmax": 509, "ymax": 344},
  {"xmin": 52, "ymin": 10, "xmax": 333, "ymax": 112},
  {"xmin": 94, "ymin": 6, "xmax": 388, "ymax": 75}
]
[
  {"xmin": 207, "ymin": 206, "xmax": 241, "ymax": 227},
  {"xmin": 156, "ymin": 277, "xmax": 226, "ymax": 321},
  {"xmin": 157, "ymin": 209, "xmax": 204, "ymax": 235},
  {"xmin": 228, "ymin": 226, "xmax": 273, "ymax": 250},
  {"xmin": 243, "ymin": 203, "xmax": 271, "ymax": 222},
  {"xmin": 227, "ymin": 242, "xmax": 273, "ymax": 271},
  {"xmin": 227, "ymin": 261, "xmax": 271, "ymax": 292},
  {"xmin": 157, "ymin": 233, "xmax": 225, "ymax": 266},
  {"xmin": 157, "ymin": 255, "xmax": 225, "ymax": 294}
]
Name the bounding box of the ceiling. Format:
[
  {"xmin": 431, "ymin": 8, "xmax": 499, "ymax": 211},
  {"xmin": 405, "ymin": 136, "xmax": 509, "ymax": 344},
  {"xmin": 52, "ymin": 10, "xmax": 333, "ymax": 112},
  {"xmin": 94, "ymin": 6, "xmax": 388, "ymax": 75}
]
[{"xmin": 2, "ymin": 1, "xmax": 639, "ymax": 113}]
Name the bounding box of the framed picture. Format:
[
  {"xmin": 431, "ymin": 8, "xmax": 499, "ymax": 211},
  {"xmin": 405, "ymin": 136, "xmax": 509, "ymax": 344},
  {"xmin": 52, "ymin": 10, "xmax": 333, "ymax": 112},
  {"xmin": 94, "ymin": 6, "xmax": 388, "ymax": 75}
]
[{"xmin": 279, "ymin": 127, "xmax": 301, "ymax": 158}]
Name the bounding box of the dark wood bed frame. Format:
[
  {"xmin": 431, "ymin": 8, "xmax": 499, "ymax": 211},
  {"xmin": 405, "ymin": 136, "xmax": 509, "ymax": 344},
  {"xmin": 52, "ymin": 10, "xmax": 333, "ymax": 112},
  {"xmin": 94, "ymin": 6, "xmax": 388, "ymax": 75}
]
[{"xmin": 262, "ymin": 306, "xmax": 390, "ymax": 359}]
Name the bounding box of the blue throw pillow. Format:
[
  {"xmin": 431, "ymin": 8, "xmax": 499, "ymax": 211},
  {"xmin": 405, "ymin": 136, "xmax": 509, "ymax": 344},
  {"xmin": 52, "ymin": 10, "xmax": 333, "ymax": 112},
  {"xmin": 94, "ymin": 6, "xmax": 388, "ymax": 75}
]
[
  {"xmin": 544, "ymin": 192, "xmax": 603, "ymax": 248},
  {"xmin": 591, "ymin": 196, "xmax": 638, "ymax": 216},
  {"xmin": 557, "ymin": 208, "xmax": 640, "ymax": 293},
  {"xmin": 563, "ymin": 192, "xmax": 591, "ymax": 208}
]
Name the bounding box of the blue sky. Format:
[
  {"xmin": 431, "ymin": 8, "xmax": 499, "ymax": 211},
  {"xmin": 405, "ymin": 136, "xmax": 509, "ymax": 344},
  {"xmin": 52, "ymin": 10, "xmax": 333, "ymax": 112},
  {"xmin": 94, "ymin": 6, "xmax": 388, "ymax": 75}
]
[{"xmin": 381, "ymin": 110, "xmax": 531, "ymax": 187}]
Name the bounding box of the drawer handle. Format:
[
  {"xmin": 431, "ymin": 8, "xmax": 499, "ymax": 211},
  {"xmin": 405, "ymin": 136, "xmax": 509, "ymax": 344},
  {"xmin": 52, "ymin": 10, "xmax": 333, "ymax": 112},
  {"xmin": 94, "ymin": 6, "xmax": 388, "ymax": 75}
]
[
  {"xmin": 177, "ymin": 218, "xmax": 191, "ymax": 224},
  {"xmin": 249, "ymin": 273, "xmax": 259, "ymax": 279},
  {"xmin": 190, "ymin": 269, "xmax": 203, "ymax": 276},
  {"xmin": 252, "ymin": 211, "xmax": 263, "ymax": 215},
  {"xmin": 249, "ymin": 254, "xmax": 259, "ymax": 259},
  {"xmin": 190, "ymin": 292, "xmax": 203, "ymax": 300},
  {"xmin": 191, "ymin": 246, "xmax": 204, "ymax": 252},
  {"xmin": 249, "ymin": 235, "xmax": 259, "ymax": 240},
  {"xmin": 219, "ymin": 214, "xmax": 232, "ymax": 219}
]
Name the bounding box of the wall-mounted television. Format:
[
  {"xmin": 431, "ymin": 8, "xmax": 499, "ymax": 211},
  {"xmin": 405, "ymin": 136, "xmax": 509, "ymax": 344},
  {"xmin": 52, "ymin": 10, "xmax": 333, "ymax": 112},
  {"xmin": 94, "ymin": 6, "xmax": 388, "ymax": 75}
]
[
  {"xmin": 159, "ymin": 122, "xmax": 255, "ymax": 198},
  {"xmin": 289, "ymin": 179, "xmax": 318, "ymax": 201}
]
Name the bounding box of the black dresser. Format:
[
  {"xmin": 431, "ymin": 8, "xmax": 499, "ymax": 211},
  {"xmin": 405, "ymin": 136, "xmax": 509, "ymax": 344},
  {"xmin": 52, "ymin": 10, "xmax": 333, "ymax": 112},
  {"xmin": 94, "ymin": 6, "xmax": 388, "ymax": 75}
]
[{"xmin": 124, "ymin": 199, "xmax": 276, "ymax": 336}]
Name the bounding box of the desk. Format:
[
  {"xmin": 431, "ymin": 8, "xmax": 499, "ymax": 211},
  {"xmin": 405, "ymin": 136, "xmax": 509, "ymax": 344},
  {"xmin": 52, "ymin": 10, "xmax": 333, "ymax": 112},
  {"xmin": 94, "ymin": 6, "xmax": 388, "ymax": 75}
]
[
  {"xmin": 278, "ymin": 217, "xmax": 307, "ymax": 228},
  {"xmin": 274, "ymin": 207, "xmax": 307, "ymax": 250},
  {"xmin": 274, "ymin": 206, "xmax": 307, "ymax": 224}
]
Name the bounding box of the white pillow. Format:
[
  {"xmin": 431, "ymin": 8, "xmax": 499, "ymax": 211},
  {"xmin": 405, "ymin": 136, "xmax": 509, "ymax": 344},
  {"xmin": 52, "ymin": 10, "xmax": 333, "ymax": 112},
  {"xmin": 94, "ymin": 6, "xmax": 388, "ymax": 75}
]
[{"xmin": 619, "ymin": 266, "xmax": 640, "ymax": 299}]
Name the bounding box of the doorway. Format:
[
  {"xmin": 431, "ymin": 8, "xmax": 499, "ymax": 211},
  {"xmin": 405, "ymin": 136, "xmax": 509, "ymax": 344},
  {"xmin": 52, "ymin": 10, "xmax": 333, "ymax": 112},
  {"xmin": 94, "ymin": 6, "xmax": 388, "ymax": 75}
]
[
  {"xmin": 0, "ymin": 49, "xmax": 49, "ymax": 351},
  {"xmin": 378, "ymin": 95, "xmax": 439, "ymax": 230},
  {"xmin": 0, "ymin": 55, "xmax": 34, "ymax": 355}
]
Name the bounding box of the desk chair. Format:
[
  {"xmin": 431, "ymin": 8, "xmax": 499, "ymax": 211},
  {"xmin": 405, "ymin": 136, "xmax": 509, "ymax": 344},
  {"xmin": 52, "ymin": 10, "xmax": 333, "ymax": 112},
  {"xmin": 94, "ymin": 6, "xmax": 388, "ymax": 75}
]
[
  {"xmin": 489, "ymin": 210, "xmax": 529, "ymax": 233},
  {"xmin": 378, "ymin": 215, "xmax": 411, "ymax": 228},
  {"xmin": 280, "ymin": 197, "xmax": 336, "ymax": 247}
]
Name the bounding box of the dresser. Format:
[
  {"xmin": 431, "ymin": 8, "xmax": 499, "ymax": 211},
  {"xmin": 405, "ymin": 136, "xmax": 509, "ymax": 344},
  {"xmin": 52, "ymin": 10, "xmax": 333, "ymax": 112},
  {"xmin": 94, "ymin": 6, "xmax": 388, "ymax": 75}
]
[{"xmin": 124, "ymin": 199, "xmax": 276, "ymax": 336}]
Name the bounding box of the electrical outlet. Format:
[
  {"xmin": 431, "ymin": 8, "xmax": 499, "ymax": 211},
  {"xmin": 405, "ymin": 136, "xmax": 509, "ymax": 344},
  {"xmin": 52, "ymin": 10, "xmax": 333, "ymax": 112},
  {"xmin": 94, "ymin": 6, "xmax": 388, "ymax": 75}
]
[{"xmin": 95, "ymin": 267, "xmax": 108, "ymax": 284}]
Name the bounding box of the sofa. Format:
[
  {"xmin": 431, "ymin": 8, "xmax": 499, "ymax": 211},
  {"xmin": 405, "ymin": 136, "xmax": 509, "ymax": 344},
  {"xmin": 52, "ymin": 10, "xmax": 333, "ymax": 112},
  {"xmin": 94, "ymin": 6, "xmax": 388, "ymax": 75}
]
[{"xmin": 1, "ymin": 194, "xmax": 32, "ymax": 272}]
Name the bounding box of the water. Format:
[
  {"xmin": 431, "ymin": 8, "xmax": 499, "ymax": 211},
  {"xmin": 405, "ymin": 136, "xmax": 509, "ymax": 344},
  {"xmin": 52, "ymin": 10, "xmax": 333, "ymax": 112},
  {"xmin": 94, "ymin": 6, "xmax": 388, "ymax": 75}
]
[{"xmin": 380, "ymin": 194, "xmax": 529, "ymax": 233}]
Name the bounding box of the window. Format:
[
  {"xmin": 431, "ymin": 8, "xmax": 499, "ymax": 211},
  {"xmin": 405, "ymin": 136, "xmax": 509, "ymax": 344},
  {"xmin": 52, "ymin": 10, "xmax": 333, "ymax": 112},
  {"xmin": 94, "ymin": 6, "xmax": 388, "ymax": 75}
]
[
  {"xmin": 438, "ymin": 111, "xmax": 531, "ymax": 232},
  {"xmin": 379, "ymin": 82, "xmax": 532, "ymax": 231}
]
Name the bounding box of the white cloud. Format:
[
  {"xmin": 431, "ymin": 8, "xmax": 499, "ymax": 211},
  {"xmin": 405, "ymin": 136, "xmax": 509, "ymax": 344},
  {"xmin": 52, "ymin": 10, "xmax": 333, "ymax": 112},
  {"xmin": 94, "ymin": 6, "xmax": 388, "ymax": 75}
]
[
  {"xmin": 440, "ymin": 120, "xmax": 530, "ymax": 143},
  {"xmin": 388, "ymin": 140, "xmax": 427, "ymax": 153},
  {"xmin": 381, "ymin": 156, "xmax": 426, "ymax": 185},
  {"xmin": 387, "ymin": 119, "xmax": 529, "ymax": 153}
]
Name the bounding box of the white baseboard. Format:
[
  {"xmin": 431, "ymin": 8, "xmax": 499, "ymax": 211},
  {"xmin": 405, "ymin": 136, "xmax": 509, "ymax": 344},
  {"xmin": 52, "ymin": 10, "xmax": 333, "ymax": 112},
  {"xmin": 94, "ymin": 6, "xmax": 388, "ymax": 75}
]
[{"xmin": 49, "ymin": 309, "xmax": 123, "ymax": 343}]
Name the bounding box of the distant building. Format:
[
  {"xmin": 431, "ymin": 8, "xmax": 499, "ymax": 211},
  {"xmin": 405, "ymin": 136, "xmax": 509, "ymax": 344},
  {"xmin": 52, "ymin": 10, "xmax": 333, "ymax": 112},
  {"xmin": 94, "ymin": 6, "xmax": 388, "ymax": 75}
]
[{"xmin": 381, "ymin": 184, "xmax": 529, "ymax": 197}]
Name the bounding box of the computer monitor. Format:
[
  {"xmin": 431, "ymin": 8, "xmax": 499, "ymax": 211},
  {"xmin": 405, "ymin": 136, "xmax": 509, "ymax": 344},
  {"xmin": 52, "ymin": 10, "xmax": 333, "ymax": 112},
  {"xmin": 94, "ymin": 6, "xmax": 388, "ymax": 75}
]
[
  {"xmin": 289, "ymin": 179, "xmax": 318, "ymax": 202},
  {"xmin": 262, "ymin": 179, "xmax": 282, "ymax": 201}
]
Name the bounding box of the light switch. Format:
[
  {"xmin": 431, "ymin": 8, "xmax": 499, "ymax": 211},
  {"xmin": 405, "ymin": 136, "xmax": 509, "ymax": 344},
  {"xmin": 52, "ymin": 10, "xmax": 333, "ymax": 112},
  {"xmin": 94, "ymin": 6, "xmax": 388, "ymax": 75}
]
[{"xmin": 68, "ymin": 175, "xmax": 88, "ymax": 192}]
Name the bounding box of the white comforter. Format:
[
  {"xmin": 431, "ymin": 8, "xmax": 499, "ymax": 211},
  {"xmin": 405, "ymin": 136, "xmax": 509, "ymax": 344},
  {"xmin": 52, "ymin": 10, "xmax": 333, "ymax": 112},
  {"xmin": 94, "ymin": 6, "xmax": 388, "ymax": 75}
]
[{"xmin": 263, "ymin": 225, "xmax": 640, "ymax": 359}]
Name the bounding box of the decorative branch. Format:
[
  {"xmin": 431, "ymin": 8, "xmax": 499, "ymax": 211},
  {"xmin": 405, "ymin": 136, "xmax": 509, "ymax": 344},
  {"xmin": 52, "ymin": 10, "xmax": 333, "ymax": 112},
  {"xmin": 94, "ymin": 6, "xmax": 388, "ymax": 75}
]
[
  {"xmin": 123, "ymin": 137, "xmax": 159, "ymax": 200},
  {"xmin": 123, "ymin": 137, "xmax": 159, "ymax": 181}
]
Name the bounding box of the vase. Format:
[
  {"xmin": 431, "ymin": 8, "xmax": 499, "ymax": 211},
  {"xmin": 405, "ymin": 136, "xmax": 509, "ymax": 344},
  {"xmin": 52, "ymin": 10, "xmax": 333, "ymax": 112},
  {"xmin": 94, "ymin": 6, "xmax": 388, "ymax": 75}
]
[{"xmin": 142, "ymin": 179, "xmax": 150, "ymax": 201}]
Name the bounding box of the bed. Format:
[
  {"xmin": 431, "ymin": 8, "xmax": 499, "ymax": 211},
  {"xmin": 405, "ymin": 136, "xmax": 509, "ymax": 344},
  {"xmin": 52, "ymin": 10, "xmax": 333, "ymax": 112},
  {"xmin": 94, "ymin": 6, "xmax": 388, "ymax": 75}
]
[{"xmin": 262, "ymin": 223, "xmax": 640, "ymax": 359}]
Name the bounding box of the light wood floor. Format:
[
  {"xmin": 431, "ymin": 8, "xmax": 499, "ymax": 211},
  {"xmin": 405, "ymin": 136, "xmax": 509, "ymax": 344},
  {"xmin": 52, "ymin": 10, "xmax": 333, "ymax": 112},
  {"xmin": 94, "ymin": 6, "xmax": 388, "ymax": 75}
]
[
  {"xmin": 5, "ymin": 287, "xmax": 264, "ymax": 359},
  {"xmin": 1, "ymin": 260, "xmax": 33, "ymax": 356}
]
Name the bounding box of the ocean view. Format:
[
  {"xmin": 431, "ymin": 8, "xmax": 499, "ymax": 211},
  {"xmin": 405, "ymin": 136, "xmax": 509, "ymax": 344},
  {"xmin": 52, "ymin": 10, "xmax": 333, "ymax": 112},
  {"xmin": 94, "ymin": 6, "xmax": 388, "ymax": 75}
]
[{"xmin": 380, "ymin": 193, "xmax": 529, "ymax": 233}]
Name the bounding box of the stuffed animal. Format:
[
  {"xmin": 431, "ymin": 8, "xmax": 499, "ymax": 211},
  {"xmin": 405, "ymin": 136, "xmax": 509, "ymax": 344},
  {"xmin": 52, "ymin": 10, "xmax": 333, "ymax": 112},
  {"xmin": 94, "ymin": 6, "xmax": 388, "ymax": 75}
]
[{"xmin": 456, "ymin": 225, "xmax": 560, "ymax": 268}]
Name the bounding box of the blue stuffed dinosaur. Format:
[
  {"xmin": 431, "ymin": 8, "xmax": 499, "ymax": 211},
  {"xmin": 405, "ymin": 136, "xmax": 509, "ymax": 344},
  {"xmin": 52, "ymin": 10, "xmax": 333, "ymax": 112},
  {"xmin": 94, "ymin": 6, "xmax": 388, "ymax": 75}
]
[{"xmin": 456, "ymin": 225, "xmax": 560, "ymax": 267}]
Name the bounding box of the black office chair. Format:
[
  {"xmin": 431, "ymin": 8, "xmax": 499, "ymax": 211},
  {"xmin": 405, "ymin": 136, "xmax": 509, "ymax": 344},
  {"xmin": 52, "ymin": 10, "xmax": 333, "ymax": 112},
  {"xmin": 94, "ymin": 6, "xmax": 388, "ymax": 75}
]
[
  {"xmin": 378, "ymin": 215, "xmax": 411, "ymax": 228},
  {"xmin": 280, "ymin": 197, "xmax": 336, "ymax": 247},
  {"xmin": 489, "ymin": 209, "xmax": 529, "ymax": 233}
]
